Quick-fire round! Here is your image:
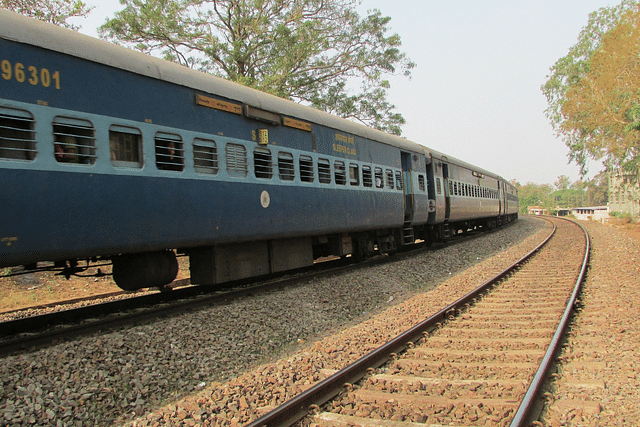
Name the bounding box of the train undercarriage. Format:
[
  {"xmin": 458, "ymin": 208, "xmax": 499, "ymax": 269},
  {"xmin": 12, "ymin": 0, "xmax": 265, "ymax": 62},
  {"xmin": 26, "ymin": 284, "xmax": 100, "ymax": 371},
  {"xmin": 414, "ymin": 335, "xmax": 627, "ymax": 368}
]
[{"xmin": 104, "ymin": 212, "xmax": 517, "ymax": 291}]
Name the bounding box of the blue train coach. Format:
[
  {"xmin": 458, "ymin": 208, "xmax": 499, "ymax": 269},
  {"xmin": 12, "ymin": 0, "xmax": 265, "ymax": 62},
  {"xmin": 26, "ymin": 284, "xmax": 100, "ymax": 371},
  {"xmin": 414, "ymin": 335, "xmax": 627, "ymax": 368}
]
[{"xmin": 0, "ymin": 10, "xmax": 517, "ymax": 290}]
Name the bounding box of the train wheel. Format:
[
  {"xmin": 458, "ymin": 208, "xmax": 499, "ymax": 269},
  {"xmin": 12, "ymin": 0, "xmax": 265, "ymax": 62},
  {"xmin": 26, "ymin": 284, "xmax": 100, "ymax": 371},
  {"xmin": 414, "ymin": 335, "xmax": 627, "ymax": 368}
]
[{"xmin": 112, "ymin": 250, "xmax": 179, "ymax": 291}]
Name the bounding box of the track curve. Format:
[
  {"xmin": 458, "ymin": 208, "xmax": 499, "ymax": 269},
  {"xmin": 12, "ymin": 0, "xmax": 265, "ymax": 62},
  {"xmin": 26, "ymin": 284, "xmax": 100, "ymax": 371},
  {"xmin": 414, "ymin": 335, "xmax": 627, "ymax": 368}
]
[{"xmin": 247, "ymin": 217, "xmax": 589, "ymax": 427}]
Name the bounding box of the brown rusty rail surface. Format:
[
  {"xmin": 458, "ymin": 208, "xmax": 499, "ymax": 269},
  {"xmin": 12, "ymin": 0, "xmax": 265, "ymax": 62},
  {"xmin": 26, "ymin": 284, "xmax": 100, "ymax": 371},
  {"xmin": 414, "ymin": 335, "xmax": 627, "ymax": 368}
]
[{"xmin": 247, "ymin": 217, "xmax": 589, "ymax": 427}]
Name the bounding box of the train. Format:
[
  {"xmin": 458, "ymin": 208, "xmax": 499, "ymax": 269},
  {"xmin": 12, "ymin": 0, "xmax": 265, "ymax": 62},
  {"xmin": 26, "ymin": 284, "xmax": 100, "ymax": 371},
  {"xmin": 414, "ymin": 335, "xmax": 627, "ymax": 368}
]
[{"xmin": 0, "ymin": 9, "xmax": 518, "ymax": 291}]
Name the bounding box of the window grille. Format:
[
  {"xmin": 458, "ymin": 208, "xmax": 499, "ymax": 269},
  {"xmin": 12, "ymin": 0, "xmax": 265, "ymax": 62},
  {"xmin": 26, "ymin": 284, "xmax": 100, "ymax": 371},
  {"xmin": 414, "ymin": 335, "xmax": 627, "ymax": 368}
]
[
  {"xmin": 318, "ymin": 158, "xmax": 331, "ymax": 184},
  {"xmin": 193, "ymin": 138, "xmax": 218, "ymax": 175},
  {"xmin": 278, "ymin": 151, "xmax": 295, "ymax": 181},
  {"xmin": 53, "ymin": 117, "xmax": 96, "ymax": 165},
  {"xmin": 155, "ymin": 132, "xmax": 184, "ymax": 171},
  {"xmin": 395, "ymin": 171, "xmax": 403, "ymax": 190},
  {"xmin": 375, "ymin": 167, "xmax": 384, "ymax": 188},
  {"xmin": 386, "ymin": 169, "xmax": 394, "ymax": 189},
  {"xmin": 0, "ymin": 107, "xmax": 36, "ymax": 161},
  {"xmin": 254, "ymin": 147, "xmax": 273, "ymax": 179},
  {"xmin": 362, "ymin": 166, "xmax": 373, "ymax": 187},
  {"xmin": 349, "ymin": 164, "xmax": 359, "ymax": 186},
  {"xmin": 226, "ymin": 143, "xmax": 248, "ymax": 177},
  {"xmin": 418, "ymin": 174, "xmax": 426, "ymax": 192},
  {"xmin": 110, "ymin": 126, "xmax": 142, "ymax": 168},
  {"xmin": 299, "ymin": 155, "xmax": 314, "ymax": 182},
  {"xmin": 334, "ymin": 161, "xmax": 346, "ymax": 185}
]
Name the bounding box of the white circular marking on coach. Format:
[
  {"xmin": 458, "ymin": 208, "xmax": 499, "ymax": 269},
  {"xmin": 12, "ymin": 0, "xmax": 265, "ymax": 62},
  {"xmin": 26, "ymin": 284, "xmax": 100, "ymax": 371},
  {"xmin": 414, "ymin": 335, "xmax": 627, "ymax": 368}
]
[{"xmin": 260, "ymin": 190, "xmax": 270, "ymax": 208}]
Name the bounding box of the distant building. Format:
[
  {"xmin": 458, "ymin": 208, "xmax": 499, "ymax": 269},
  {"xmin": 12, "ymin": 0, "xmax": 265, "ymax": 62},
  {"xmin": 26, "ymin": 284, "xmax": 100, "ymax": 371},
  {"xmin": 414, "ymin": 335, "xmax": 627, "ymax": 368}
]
[
  {"xmin": 572, "ymin": 206, "xmax": 609, "ymax": 221},
  {"xmin": 528, "ymin": 205, "xmax": 548, "ymax": 215},
  {"xmin": 609, "ymin": 171, "xmax": 640, "ymax": 216}
]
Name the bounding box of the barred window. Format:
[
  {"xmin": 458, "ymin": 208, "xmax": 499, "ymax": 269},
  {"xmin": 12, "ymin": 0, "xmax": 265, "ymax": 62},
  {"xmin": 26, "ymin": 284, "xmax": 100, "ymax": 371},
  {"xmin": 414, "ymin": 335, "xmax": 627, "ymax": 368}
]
[
  {"xmin": 226, "ymin": 143, "xmax": 247, "ymax": 177},
  {"xmin": 418, "ymin": 174, "xmax": 426, "ymax": 192},
  {"xmin": 395, "ymin": 171, "xmax": 403, "ymax": 190},
  {"xmin": 155, "ymin": 132, "xmax": 184, "ymax": 172},
  {"xmin": 193, "ymin": 138, "xmax": 218, "ymax": 175},
  {"xmin": 0, "ymin": 107, "xmax": 36, "ymax": 161},
  {"xmin": 362, "ymin": 166, "xmax": 373, "ymax": 187},
  {"xmin": 278, "ymin": 151, "xmax": 295, "ymax": 181},
  {"xmin": 299, "ymin": 155, "xmax": 314, "ymax": 182},
  {"xmin": 349, "ymin": 164, "xmax": 359, "ymax": 186},
  {"xmin": 254, "ymin": 147, "xmax": 273, "ymax": 179},
  {"xmin": 110, "ymin": 126, "xmax": 142, "ymax": 168},
  {"xmin": 386, "ymin": 169, "xmax": 394, "ymax": 189},
  {"xmin": 53, "ymin": 117, "xmax": 96, "ymax": 165},
  {"xmin": 374, "ymin": 167, "xmax": 384, "ymax": 188},
  {"xmin": 334, "ymin": 161, "xmax": 347, "ymax": 185},
  {"xmin": 318, "ymin": 158, "xmax": 331, "ymax": 184}
]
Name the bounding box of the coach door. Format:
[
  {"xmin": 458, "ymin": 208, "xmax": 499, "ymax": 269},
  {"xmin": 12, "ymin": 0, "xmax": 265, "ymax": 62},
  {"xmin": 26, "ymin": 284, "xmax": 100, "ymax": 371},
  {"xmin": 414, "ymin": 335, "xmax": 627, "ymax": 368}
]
[
  {"xmin": 497, "ymin": 181, "xmax": 503, "ymax": 217},
  {"xmin": 441, "ymin": 162, "xmax": 450, "ymax": 221},
  {"xmin": 401, "ymin": 152, "xmax": 415, "ymax": 244}
]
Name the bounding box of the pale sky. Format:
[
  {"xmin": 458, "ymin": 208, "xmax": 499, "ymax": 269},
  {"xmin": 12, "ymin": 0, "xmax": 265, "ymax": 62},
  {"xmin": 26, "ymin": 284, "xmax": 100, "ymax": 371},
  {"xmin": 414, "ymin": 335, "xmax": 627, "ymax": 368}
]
[{"xmin": 69, "ymin": 0, "xmax": 621, "ymax": 185}]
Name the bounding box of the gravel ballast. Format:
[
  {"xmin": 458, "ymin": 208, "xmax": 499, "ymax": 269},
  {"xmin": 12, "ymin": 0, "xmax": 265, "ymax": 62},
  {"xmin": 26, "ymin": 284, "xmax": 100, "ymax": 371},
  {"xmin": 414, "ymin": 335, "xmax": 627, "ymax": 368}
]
[
  {"xmin": 541, "ymin": 221, "xmax": 640, "ymax": 426},
  {"xmin": 1, "ymin": 218, "xmax": 549, "ymax": 426}
]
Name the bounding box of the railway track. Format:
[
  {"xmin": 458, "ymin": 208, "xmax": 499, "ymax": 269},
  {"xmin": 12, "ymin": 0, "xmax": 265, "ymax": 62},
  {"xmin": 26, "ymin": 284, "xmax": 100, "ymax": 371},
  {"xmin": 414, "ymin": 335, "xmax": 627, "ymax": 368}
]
[
  {"xmin": 0, "ymin": 225, "xmax": 501, "ymax": 357},
  {"xmin": 247, "ymin": 216, "xmax": 589, "ymax": 427}
]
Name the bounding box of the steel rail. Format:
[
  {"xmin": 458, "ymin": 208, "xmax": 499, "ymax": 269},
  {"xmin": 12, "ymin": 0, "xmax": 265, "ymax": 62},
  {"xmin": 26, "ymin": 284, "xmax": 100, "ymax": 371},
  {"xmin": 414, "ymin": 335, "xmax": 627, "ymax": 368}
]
[
  {"xmin": 0, "ymin": 224, "xmax": 494, "ymax": 355},
  {"xmin": 246, "ymin": 219, "xmax": 557, "ymax": 427},
  {"xmin": 509, "ymin": 217, "xmax": 591, "ymax": 426}
]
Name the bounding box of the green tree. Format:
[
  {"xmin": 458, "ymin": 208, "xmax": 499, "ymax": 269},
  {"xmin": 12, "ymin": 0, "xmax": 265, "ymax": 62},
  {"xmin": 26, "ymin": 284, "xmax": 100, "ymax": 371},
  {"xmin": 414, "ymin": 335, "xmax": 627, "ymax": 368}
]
[
  {"xmin": 554, "ymin": 175, "xmax": 571, "ymax": 191},
  {"xmin": 99, "ymin": 0, "xmax": 414, "ymax": 135},
  {"xmin": 516, "ymin": 182, "xmax": 554, "ymax": 214},
  {"xmin": 585, "ymin": 171, "xmax": 608, "ymax": 206},
  {"xmin": 1, "ymin": 0, "xmax": 93, "ymax": 30},
  {"xmin": 542, "ymin": 1, "xmax": 640, "ymax": 176}
]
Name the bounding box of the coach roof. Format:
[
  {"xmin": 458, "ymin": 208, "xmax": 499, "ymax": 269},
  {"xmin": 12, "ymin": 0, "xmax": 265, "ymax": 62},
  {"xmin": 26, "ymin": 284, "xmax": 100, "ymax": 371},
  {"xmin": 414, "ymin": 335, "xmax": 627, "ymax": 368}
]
[{"xmin": 0, "ymin": 9, "xmax": 432, "ymax": 155}]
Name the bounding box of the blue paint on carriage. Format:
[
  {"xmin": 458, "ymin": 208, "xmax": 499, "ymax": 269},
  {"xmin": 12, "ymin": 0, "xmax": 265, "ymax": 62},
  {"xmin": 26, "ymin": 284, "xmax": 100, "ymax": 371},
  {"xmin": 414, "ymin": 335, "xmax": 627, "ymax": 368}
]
[{"xmin": 0, "ymin": 166, "xmax": 404, "ymax": 267}]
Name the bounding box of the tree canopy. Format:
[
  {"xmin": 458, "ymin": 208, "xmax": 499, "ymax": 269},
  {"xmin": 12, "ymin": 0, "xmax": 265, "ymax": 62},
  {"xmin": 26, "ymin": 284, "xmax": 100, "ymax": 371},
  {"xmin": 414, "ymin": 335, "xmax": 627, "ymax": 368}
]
[
  {"xmin": 99, "ymin": 0, "xmax": 414, "ymax": 135},
  {"xmin": 1, "ymin": 0, "xmax": 93, "ymax": 30},
  {"xmin": 542, "ymin": 1, "xmax": 640, "ymax": 177},
  {"xmin": 516, "ymin": 173, "xmax": 608, "ymax": 214}
]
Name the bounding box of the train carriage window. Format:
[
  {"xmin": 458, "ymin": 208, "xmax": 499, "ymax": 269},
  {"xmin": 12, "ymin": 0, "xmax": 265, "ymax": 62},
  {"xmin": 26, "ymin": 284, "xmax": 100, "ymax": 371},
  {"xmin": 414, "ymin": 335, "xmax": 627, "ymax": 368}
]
[
  {"xmin": 418, "ymin": 174, "xmax": 426, "ymax": 192},
  {"xmin": 349, "ymin": 164, "xmax": 359, "ymax": 186},
  {"xmin": 193, "ymin": 138, "xmax": 219, "ymax": 175},
  {"xmin": 386, "ymin": 169, "xmax": 394, "ymax": 189},
  {"xmin": 53, "ymin": 117, "xmax": 96, "ymax": 165},
  {"xmin": 362, "ymin": 166, "xmax": 373, "ymax": 187},
  {"xmin": 299, "ymin": 155, "xmax": 314, "ymax": 182},
  {"xmin": 155, "ymin": 132, "xmax": 184, "ymax": 171},
  {"xmin": 318, "ymin": 158, "xmax": 331, "ymax": 184},
  {"xmin": 254, "ymin": 147, "xmax": 273, "ymax": 179},
  {"xmin": 449, "ymin": 181, "xmax": 454, "ymax": 195},
  {"xmin": 278, "ymin": 152, "xmax": 295, "ymax": 181},
  {"xmin": 0, "ymin": 107, "xmax": 36, "ymax": 161},
  {"xmin": 374, "ymin": 167, "xmax": 384, "ymax": 188},
  {"xmin": 334, "ymin": 161, "xmax": 347, "ymax": 185},
  {"xmin": 110, "ymin": 126, "xmax": 142, "ymax": 168},
  {"xmin": 436, "ymin": 178, "xmax": 442, "ymax": 195},
  {"xmin": 395, "ymin": 171, "xmax": 403, "ymax": 190},
  {"xmin": 226, "ymin": 142, "xmax": 248, "ymax": 177}
]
